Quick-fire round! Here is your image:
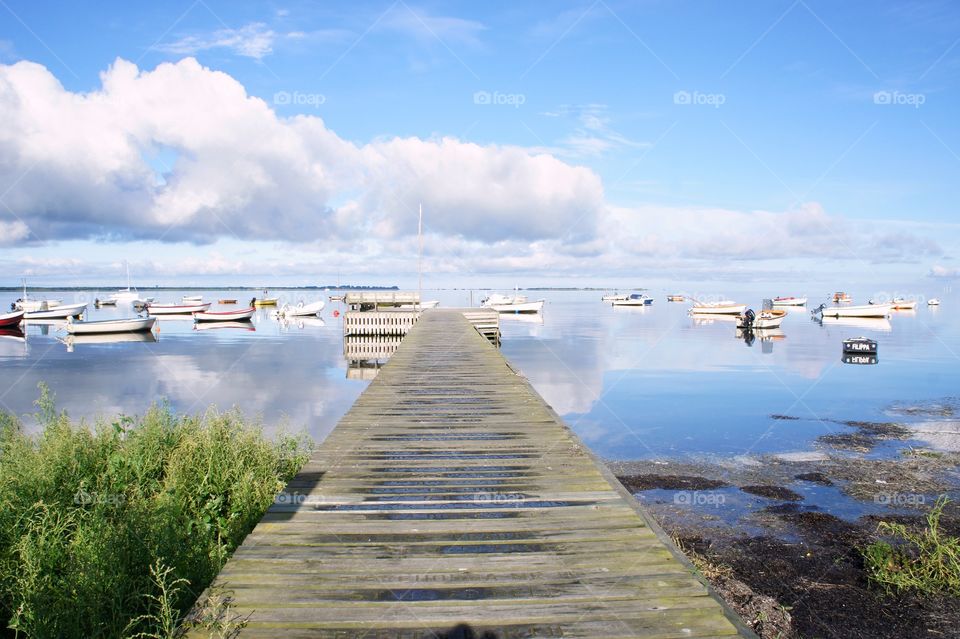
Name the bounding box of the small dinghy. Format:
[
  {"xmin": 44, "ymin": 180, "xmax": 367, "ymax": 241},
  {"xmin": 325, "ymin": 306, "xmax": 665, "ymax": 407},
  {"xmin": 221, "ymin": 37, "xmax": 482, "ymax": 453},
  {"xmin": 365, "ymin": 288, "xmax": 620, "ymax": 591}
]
[
  {"xmin": 23, "ymin": 302, "xmax": 88, "ymax": 320},
  {"xmin": 842, "ymin": 336, "xmax": 877, "ymax": 354},
  {"xmin": 689, "ymin": 301, "xmax": 746, "ymax": 315},
  {"xmin": 277, "ymin": 300, "xmax": 326, "ymax": 317},
  {"xmin": 928, "ymin": 298, "xmax": 941, "ymax": 306},
  {"xmin": 147, "ymin": 302, "xmax": 212, "ymax": 315},
  {"xmin": 193, "ymin": 307, "xmax": 255, "ymax": 322},
  {"xmin": 66, "ymin": 316, "xmax": 156, "ymax": 335},
  {"xmin": 772, "ymin": 296, "xmax": 807, "ymax": 306},
  {"xmin": 601, "ymin": 293, "xmax": 629, "ymax": 302},
  {"xmin": 738, "ymin": 308, "xmax": 787, "ymax": 329},
  {"xmin": 666, "ymin": 295, "xmax": 686, "ymax": 302}
]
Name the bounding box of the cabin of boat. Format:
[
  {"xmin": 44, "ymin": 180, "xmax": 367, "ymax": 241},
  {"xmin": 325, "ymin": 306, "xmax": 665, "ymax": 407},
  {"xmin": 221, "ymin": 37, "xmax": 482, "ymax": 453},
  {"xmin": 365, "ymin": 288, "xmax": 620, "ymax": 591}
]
[{"xmin": 832, "ymin": 291, "xmax": 852, "ymax": 303}]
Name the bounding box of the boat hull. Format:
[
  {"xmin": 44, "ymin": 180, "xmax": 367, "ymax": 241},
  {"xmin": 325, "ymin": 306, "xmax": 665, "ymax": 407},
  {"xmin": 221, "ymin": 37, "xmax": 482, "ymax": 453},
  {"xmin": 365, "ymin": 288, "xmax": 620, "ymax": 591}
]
[
  {"xmin": 66, "ymin": 317, "xmax": 156, "ymax": 334},
  {"xmin": 147, "ymin": 302, "xmax": 212, "ymax": 315},
  {"xmin": 0, "ymin": 310, "xmax": 24, "ymax": 327},
  {"xmin": 690, "ymin": 304, "xmax": 746, "ymax": 315},
  {"xmin": 488, "ymin": 300, "xmax": 544, "ymax": 313},
  {"xmin": 819, "ymin": 304, "xmax": 891, "ymax": 318},
  {"xmin": 23, "ymin": 303, "xmax": 87, "ymax": 319},
  {"xmin": 612, "ymin": 298, "xmax": 652, "ymax": 306},
  {"xmin": 279, "ymin": 301, "xmax": 326, "ymax": 317},
  {"xmin": 772, "ymin": 297, "xmax": 807, "ymax": 306},
  {"xmin": 193, "ymin": 308, "xmax": 255, "ymax": 322}
]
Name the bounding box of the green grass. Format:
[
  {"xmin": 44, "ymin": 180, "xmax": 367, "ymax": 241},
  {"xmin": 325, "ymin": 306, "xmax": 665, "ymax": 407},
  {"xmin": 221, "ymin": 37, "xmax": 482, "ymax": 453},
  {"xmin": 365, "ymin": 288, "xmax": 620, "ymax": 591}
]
[
  {"xmin": 863, "ymin": 496, "xmax": 960, "ymax": 596},
  {"xmin": 0, "ymin": 383, "xmax": 312, "ymax": 638}
]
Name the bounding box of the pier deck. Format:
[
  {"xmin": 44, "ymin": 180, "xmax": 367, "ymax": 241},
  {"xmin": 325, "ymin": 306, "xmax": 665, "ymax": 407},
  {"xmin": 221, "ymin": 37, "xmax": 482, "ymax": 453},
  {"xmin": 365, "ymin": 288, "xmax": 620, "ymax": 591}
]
[{"xmin": 196, "ymin": 310, "xmax": 750, "ymax": 638}]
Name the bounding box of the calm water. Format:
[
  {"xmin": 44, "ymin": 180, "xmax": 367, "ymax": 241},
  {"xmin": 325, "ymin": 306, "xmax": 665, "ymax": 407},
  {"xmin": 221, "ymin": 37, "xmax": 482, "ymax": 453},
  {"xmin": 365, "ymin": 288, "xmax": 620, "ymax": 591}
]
[{"xmin": 1, "ymin": 287, "xmax": 957, "ymax": 462}]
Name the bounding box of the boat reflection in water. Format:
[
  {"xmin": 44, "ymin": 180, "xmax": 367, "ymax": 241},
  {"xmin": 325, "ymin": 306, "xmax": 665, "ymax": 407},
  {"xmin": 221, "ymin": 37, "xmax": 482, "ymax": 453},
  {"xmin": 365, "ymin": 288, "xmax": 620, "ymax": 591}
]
[
  {"xmin": 692, "ymin": 313, "xmax": 740, "ymax": 326},
  {"xmin": 61, "ymin": 331, "xmax": 157, "ymax": 353},
  {"xmin": 736, "ymin": 327, "xmax": 785, "ymax": 353},
  {"xmin": 0, "ymin": 328, "xmax": 27, "ymax": 358},
  {"xmin": 192, "ymin": 320, "xmax": 255, "ymax": 332},
  {"xmin": 278, "ymin": 316, "xmax": 326, "ymax": 331},
  {"xmin": 842, "ymin": 353, "xmax": 878, "ymax": 365},
  {"xmin": 813, "ymin": 315, "xmax": 892, "ymax": 333}
]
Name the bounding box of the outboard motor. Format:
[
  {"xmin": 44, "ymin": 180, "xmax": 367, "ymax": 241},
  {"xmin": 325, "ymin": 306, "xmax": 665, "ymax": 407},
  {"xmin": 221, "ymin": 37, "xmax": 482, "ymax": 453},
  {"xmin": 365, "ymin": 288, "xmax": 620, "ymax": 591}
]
[{"xmin": 743, "ymin": 308, "xmax": 755, "ymax": 327}]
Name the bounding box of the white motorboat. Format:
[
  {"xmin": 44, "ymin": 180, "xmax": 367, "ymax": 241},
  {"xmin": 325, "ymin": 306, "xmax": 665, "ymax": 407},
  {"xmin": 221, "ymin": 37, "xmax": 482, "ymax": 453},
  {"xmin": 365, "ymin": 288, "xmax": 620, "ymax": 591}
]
[
  {"xmin": 23, "ymin": 302, "xmax": 87, "ymax": 320},
  {"xmin": 481, "ymin": 293, "xmax": 544, "ymax": 314},
  {"xmin": 193, "ymin": 307, "xmax": 255, "ymax": 322},
  {"xmin": 689, "ymin": 301, "xmax": 747, "ymax": 315},
  {"xmin": 601, "ymin": 293, "xmax": 630, "ymax": 302},
  {"xmin": 277, "ymin": 300, "xmax": 326, "ymax": 317},
  {"xmin": 737, "ymin": 308, "xmax": 787, "ymax": 329},
  {"xmin": 612, "ymin": 293, "xmax": 653, "ymax": 306},
  {"xmin": 772, "ymin": 296, "xmax": 807, "ymax": 306},
  {"xmin": 928, "ymin": 298, "xmax": 941, "ymax": 306},
  {"xmin": 147, "ymin": 302, "xmax": 212, "ymax": 315},
  {"xmin": 14, "ymin": 280, "xmax": 62, "ymax": 311},
  {"xmin": 65, "ymin": 316, "xmax": 156, "ymax": 334},
  {"xmin": 812, "ymin": 303, "xmax": 891, "ymax": 318}
]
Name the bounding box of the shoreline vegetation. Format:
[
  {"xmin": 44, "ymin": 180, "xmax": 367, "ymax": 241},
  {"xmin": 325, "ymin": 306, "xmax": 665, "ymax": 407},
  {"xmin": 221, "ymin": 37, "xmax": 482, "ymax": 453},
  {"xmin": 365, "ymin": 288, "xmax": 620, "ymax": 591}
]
[{"xmin": 0, "ymin": 384, "xmax": 311, "ymax": 639}]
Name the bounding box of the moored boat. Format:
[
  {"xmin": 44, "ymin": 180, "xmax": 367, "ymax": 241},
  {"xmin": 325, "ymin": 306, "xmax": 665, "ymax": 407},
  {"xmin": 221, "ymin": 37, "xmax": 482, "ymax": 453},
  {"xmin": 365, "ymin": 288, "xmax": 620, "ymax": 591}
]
[
  {"xmin": 253, "ymin": 290, "xmax": 279, "ymax": 306},
  {"xmin": 772, "ymin": 296, "xmax": 807, "ymax": 306},
  {"xmin": 689, "ymin": 301, "xmax": 746, "ymax": 315},
  {"xmin": 481, "ymin": 293, "xmax": 544, "ymax": 314},
  {"xmin": 812, "ymin": 303, "xmax": 891, "ymax": 318},
  {"xmin": 601, "ymin": 293, "xmax": 630, "ymax": 302},
  {"xmin": 737, "ymin": 308, "xmax": 787, "ymax": 329},
  {"xmin": 146, "ymin": 302, "xmax": 212, "ymax": 315},
  {"xmin": 832, "ymin": 292, "xmax": 852, "ymax": 303},
  {"xmin": 928, "ymin": 298, "xmax": 941, "ymax": 306},
  {"xmin": 65, "ymin": 316, "xmax": 156, "ymax": 335},
  {"xmin": 889, "ymin": 298, "xmax": 917, "ymax": 310},
  {"xmin": 218, "ymin": 298, "xmax": 238, "ymax": 304},
  {"xmin": 23, "ymin": 302, "xmax": 87, "ymax": 320},
  {"xmin": 666, "ymin": 295, "xmax": 686, "ymax": 302},
  {"xmin": 842, "ymin": 336, "xmax": 877, "ymax": 354},
  {"xmin": 276, "ymin": 300, "xmax": 326, "ymax": 317},
  {"xmin": 182, "ymin": 295, "xmax": 203, "ymax": 303},
  {"xmin": 0, "ymin": 310, "xmax": 24, "ymax": 327},
  {"xmin": 612, "ymin": 293, "xmax": 653, "ymax": 306},
  {"xmin": 193, "ymin": 307, "xmax": 255, "ymax": 322}
]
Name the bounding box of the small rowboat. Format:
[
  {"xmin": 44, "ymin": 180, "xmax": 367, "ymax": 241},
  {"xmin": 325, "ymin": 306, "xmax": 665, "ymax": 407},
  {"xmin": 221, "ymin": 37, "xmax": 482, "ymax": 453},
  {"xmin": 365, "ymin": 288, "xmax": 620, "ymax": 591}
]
[
  {"xmin": 666, "ymin": 295, "xmax": 686, "ymax": 302},
  {"xmin": 738, "ymin": 308, "xmax": 787, "ymax": 329},
  {"xmin": 813, "ymin": 303, "xmax": 891, "ymax": 318},
  {"xmin": 601, "ymin": 293, "xmax": 629, "ymax": 302},
  {"xmin": 689, "ymin": 301, "xmax": 746, "ymax": 315},
  {"xmin": 193, "ymin": 307, "xmax": 255, "ymax": 322},
  {"xmin": 147, "ymin": 302, "xmax": 212, "ymax": 315},
  {"xmin": 890, "ymin": 298, "xmax": 917, "ymax": 310},
  {"xmin": 253, "ymin": 297, "xmax": 279, "ymax": 306},
  {"xmin": 277, "ymin": 300, "xmax": 325, "ymax": 317},
  {"xmin": 832, "ymin": 292, "xmax": 852, "ymax": 303},
  {"xmin": 928, "ymin": 298, "xmax": 941, "ymax": 306},
  {"xmin": 181, "ymin": 295, "xmax": 203, "ymax": 303},
  {"xmin": 0, "ymin": 310, "xmax": 24, "ymax": 327},
  {"xmin": 218, "ymin": 298, "xmax": 238, "ymax": 304},
  {"xmin": 772, "ymin": 296, "xmax": 807, "ymax": 306},
  {"xmin": 23, "ymin": 302, "xmax": 87, "ymax": 320},
  {"xmin": 65, "ymin": 316, "xmax": 156, "ymax": 334}
]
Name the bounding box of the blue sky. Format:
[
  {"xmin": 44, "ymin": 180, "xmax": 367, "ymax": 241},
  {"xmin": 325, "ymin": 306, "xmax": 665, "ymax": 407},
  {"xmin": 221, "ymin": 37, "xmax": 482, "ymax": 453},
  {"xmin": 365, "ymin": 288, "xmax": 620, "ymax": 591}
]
[{"xmin": 1, "ymin": 1, "xmax": 959, "ymax": 287}]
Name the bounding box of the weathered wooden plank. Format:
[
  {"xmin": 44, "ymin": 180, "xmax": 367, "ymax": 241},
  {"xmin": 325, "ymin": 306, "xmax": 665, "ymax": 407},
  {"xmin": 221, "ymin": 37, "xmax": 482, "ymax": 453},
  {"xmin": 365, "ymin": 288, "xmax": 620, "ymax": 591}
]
[{"xmin": 188, "ymin": 311, "xmax": 751, "ymax": 638}]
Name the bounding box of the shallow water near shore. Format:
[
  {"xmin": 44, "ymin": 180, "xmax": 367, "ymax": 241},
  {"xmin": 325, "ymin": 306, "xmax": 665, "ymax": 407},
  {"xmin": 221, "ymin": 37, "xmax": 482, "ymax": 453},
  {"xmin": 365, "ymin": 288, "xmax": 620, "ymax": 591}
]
[{"xmin": 1, "ymin": 286, "xmax": 958, "ymax": 463}]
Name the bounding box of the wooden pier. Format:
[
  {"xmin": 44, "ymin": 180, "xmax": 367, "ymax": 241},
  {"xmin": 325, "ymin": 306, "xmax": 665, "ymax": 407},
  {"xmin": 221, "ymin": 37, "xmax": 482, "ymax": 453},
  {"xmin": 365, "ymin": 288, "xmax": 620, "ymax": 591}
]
[{"xmin": 194, "ymin": 311, "xmax": 750, "ymax": 638}]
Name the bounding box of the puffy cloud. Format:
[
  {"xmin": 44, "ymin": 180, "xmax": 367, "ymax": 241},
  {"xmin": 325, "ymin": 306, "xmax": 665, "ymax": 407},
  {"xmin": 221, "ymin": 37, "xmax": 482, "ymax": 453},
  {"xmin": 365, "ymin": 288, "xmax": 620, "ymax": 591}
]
[{"xmin": 0, "ymin": 57, "xmax": 602, "ymax": 247}]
